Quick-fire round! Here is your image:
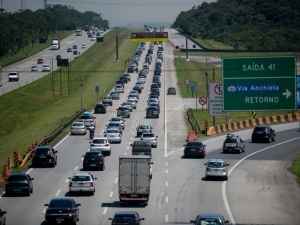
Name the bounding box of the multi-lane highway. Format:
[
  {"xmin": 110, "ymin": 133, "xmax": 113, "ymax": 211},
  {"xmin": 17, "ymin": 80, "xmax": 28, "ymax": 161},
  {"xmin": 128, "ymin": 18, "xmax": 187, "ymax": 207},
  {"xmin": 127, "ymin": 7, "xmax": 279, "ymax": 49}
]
[
  {"xmin": 167, "ymin": 28, "xmax": 201, "ymax": 50},
  {"xmin": 0, "ymin": 41, "xmax": 299, "ymax": 225},
  {"xmin": 0, "ymin": 30, "xmax": 108, "ymax": 96}
]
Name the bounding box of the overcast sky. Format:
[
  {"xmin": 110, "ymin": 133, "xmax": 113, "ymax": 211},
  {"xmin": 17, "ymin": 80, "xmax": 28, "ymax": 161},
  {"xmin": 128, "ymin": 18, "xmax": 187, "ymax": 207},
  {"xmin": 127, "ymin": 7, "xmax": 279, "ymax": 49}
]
[{"xmin": 2, "ymin": 0, "xmax": 215, "ymax": 26}]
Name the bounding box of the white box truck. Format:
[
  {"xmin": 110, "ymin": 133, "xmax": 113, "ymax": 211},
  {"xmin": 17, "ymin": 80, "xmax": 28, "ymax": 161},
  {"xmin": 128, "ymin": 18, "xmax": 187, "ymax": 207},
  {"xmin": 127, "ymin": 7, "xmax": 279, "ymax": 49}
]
[
  {"xmin": 51, "ymin": 39, "xmax": 60, "ymax": 50},
  {"xmin": 119, "ymin": 156, "xmax": 152, "ymax": 204}
]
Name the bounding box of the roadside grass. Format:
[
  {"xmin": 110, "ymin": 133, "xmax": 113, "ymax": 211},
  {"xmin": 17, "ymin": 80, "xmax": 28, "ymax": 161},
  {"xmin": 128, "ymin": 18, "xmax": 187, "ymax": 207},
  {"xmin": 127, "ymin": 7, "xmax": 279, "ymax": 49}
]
[
  {"xmin": 195, "ymin": 37, "xmax": 234, "ymax": 50},
  {"xmin": 0, "ymin": 31, "xmax": 71, "ymax": 67},
  {"xmin": 291, "ymin": 154, "xmax": 300, "ymax": 183},
  {"xmin": 175, "ymin": 57, "xmax": 221, "ymax": 98},
  {"xmin": 0, "ymin": 29, "xmax": 137, "ymax": 167}
]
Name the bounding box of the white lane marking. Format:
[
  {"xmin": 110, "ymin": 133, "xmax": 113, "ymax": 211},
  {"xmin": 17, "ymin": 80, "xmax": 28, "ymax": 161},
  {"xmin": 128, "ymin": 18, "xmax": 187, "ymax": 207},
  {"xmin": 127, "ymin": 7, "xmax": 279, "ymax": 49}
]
[
  {"xmin": 26, "ymin": 168, "xmax": 33, "ymax": 174},
  {"xmin": 165, "ymin": 214, "xmax": 169, "ymax": 223},
  {"xmin": 73, "ymin": 166, "xmax": 79, "ymax": 171},
  {"xmin": 43, "ymin": 208, "xmax": 46, "ymax": 214},
  {"xmin": 165, "ymin": 196, "xmax": 169, "ymax": 203},
  {"xmin": 164, "ymin": 57, "xmax": 168, "ymax": 158},
  {"xmin": 114, "ymin": 177, "xmax": 118, "ymax": 184},
  {"xmin": 102, "ymin": 207, "xmax": 108, "ymax": 215},
  {"xmin": 127, "ymin": 146, "xmax": 130, "ymax": 150},
  {"xmin": 165, "ymin": 161, "xmax": 168, "ymax": 167},
  {"xmin": 54, "ymin": 133, "xmax": 70, "ymax": 149},
  {"xmin": 109, "ymin": 191, "xmax": 114, "ymax": 198},
  {"xmin": 55, "ymin": 189, "xmax": 61, "ymax": 197},
  {"xmin": 65, "ymin": 178, "xmax": 69, "ymax": 183},
  {"xmin": 165, "ymin": 181, "xmax": 168, "ymax": 187},
  {"xmin": 222, "ymin": 136, "xmax": 300, "ymax": 225},
  {"xmin": 165, "ymin": 169, "xmax": 169, "ymax": 174}
]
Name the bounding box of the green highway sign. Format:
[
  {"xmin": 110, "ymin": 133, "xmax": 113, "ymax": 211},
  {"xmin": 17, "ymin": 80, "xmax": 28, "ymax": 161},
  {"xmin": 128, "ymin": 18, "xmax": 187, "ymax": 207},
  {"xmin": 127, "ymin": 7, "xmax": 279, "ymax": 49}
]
[{"xmin": 223, "ymin": 57, "xmax": 295, "ymax": 111}]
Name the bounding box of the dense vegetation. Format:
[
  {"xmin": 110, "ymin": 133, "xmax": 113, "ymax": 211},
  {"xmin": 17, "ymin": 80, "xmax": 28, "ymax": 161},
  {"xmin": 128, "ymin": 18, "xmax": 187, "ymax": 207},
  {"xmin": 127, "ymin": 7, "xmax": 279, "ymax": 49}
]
[
  {"xmin": 0, "ymin": 5, "xmax": 109, "ymax": 57},
  {"xmin": 173, "ymin": 0, "xmax": 300, "ymax": 50}
]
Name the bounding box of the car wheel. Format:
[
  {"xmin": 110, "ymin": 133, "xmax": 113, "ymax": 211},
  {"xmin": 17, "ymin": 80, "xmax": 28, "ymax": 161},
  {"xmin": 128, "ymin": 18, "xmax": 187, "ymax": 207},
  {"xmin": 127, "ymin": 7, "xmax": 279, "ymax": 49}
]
[{"xmin": 224, "ymin": 176, "xmax": 228, "ymax": 181}]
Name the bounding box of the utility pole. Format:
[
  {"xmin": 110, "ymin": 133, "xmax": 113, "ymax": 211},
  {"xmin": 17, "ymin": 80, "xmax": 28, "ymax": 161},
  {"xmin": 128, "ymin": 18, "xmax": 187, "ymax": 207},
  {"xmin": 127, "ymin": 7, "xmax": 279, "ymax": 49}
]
[
  {"xmin": 185, "ymin": 36, "xmax": 189, "ymax": 61},
  {"xmin": 44, "ymin": 0, "xmax": 47, "ymax": 9},
  {"xmin": 0, "ymin": 0, "xmax": 3, "ymax": 11},
  {"xmin": 115, "ymin": 30, "xmax": 119, "ymax": 61},
  {"xmin": 20, "ymin": 0, "xmax": 24, "ymax": 11},
  {"xmin": 80, "ymin": 79, "xmax": 84, "ymax": 111}
]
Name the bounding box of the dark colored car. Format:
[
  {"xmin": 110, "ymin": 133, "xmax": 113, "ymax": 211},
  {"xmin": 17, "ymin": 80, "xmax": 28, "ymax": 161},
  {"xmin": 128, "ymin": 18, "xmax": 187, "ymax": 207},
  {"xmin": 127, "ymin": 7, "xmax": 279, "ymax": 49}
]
[
  {"xmin": 117, "ymin": 107, "xmax": 131, "ymax": 118},
  {"xmin": 83, "ymin": 151, "xmax": 105, "ymax": 171},
  {"xmin": 146, "ymin": 107, "xmax": 159, "ymax": 118},
  {"xmin": 32, "ymin": 145, "xmax": 58, "ymax": 168},
  {"xmin": 184, "ymin": 141, "xmax": 206, "ymax": 158},
  {"xmin": 136, "ymin": 124, "xmax": 152, "ymax": 137},
  {"xmin": 223, "ymin": 134, "xmax": 245, "ymax": 153},
  {"xmin": 94, "ymin": 103, "xmax": 106, "ymax": 114},
  {"xmin": 44, "ymin": 198, "xmax": 80, "ymax": 225},
  {"xmin": 133, "ymin": 85, "xmax": 143, "ymax": 93},
  {"xmin": 109, "ymin": 211, "xmax": 144, "ymax": 225},
  {"xmin": 127, "ymin": 65, "xmax": 138, "ymax": 73},
  {"xmin": 252, "ymin": 125, "xmax": 276, "ymax": 143},
  {"xmin": 5, "ymin": 173, "xmax": 34, "ymax": 196},
  {"xmin": 190, "ymin": 213, "xmax": 229, "ymax": 225},
  {"xmin": 0, "ymin": 209, "xmax": 6, "ymax": 225},
  {"xmin": 103, "ymin": 97, "xmax": 113, "ymax": 106},
  {"xmin": 131, "ymin": 140, "xmax": 152, "ymax": 156},
  {"xmin": 167, "ymin": 87, "xmax": 176, "ymax": 95}
]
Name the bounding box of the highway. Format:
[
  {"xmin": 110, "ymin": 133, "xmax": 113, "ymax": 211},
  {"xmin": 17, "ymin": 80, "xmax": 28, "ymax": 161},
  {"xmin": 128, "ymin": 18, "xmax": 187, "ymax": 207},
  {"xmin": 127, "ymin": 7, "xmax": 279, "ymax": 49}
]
[
  {"xmin": 0, "ymin": 30, "xmax": 108, "ymax": 96},
  {"xmin": 167, "ymin": 28, "xmax": 201, "ymax": 50},
  {"xmin": 0, "ymin": 42, "xmax": 299, "ymax": 225}
]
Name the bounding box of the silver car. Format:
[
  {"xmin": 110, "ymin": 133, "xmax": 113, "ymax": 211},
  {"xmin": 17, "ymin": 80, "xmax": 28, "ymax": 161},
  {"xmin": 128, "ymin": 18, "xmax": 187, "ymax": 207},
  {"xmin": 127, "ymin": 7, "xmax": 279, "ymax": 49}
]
[
  {"xmin": 140, "ymin": 132, "xmax": 158, "ymax": 148},
  {"xmin": 90, "ymin": 137, "xmax": 111, "ymax": 156},
  {"xmin": 68, "ymin": 172, "xmax": 96, "ymax": 195},
  {"xmin": 71, "ymin": 121, "xmax": 87, "ymax": 135},
  {"xmin": 205, "ymin": 159, "xmax": 229, "ymax": 180},
  {"xmin": 105, "ymin": 129, "xmax": 122, "ymax": 144}
]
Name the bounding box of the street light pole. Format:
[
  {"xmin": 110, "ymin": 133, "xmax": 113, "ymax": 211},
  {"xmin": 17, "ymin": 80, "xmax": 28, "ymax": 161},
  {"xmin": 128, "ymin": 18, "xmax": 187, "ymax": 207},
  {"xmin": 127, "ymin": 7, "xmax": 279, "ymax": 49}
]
[
  {"xmin": 185, "ymin": 36, "xmax": 189, "ymax": 61},
  {"xmin": 115, "ymin": 30, "xmax": 119, "ymax": 61},
  {"xmin": 80, "ymin": 80, "xmax": 83, "ymax": 111}
]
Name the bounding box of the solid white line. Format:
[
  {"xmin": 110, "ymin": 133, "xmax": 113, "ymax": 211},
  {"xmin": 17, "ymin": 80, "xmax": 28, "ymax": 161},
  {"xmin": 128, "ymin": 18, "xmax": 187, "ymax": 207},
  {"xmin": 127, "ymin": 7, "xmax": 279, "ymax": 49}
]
[
  {"xmin": 164, "ymin": 214, "xmax": 169, "ymax": 223},
  {"xmin": 102, "ymin": 207, "xmax": 108, "ymax": 215},
  {"xmin": 165, "ymin": 181, "xmax": 168, "ymax": 187},
  {"xmin": 114, "ymin": 177, "xmax": 118, "ymax": 184},
  {"xmin": 73, "ymin": 166, "xmax": 79, "ymax": 171},
  {"xmin": 165, "ymin": 196, "xmax": 169, "ymax": 203},
  {"xmin": 26, "ymin": 168, "xmax": 33, "ymax": 174},
  {"xmin": 222, "ymin": 136, "xmax": 300, "ymax": 225},
  {"xmin": 164, "ymin": 58, "xmax": 168, "ymax": 158},
  {"xmin": 109, "ymin": 191, "xmax": 113, "ymax": 198},
  {"xmin": 43, "ymin": 208, "xmax": 46, "ymax": 214},
  {"xmin": 55, "ymin": 189, "xmax": 61, "ymax": 197},
  {"xmin": 54, "ymin": 133, "xmax": 70, "ymax": 149}
]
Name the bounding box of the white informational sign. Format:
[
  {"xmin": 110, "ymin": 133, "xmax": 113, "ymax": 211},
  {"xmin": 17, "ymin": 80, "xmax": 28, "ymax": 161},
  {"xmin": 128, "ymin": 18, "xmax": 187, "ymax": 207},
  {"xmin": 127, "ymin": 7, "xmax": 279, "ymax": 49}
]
[{"xmin": 209, "ymin": 82, "xmax": 224, "ymax": 116}]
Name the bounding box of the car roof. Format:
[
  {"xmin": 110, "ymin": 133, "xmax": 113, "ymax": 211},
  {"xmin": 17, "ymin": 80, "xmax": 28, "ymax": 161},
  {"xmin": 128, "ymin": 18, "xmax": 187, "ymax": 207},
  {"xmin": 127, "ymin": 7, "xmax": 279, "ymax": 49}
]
[
  {"xmin": 114, "ymin": 211, "xmax": 139, "ymax": 216},
  {"xmin": 49, "ymin": 197, "xmax": 74, "ymax": 203},
  {"xmin": 72, "ymin": 172, "xmax": 91, "ymax": 177},
  {"xmin": 207, "ymin": 159, "xmax": 225, "ymax": 163},
  {"xmin": 197, "ymin": 213, "xmax": 224, "ymax": 219},
  {"xmin": 93, "ymin": 137, "xmax": 107, "ymax": 140}
]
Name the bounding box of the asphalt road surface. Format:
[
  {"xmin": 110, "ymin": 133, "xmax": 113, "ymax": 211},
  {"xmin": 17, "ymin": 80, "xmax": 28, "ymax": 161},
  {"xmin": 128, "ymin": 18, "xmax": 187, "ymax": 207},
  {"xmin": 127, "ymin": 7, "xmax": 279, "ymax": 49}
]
[
  {"xmin": 0, "ymin": 30, "xmax": 108, "ymax": 96},
  {"xmin": 167, "ymin": 28, "xmax": 201, "ymax": 50},
  {"xmin": 0, "ymin": 43, "xmax": 300, "ymax": 225}
]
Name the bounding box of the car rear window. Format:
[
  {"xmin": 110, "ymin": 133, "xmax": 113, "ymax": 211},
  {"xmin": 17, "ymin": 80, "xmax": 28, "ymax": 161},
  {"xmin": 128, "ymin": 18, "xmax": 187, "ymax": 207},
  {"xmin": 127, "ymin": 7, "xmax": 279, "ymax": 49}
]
[
  {"xmin": 49, "ymin": 199, "xmax": 73, "ymax": 208},
  {"xmin": 35, "ymin": 148, "xmax": 49, "ymax": 155},
  {"xmin": 8, "ymin": 175, "xmax": 27, "ymax": 182},
  {"xmin": 93, "ymin": 139, "xmax": 106, "ymax": 144},
  {"xmin": 72, "ymin": 175, "xmax": 91, "ymax": 182},
  {"xmin": 114, "ymin": 214, "xmax": 136, "ymax": 222},
  {"xmin": 254, "ymin": 127, "xmax": 267, "ymax": 132},
  {"xmin": 143, "ymin": 133, "xmax": 154, "ymax": 138},
  {"xmin": 207, "ymin": 162, "xmax": 224, "ymax": 168}
]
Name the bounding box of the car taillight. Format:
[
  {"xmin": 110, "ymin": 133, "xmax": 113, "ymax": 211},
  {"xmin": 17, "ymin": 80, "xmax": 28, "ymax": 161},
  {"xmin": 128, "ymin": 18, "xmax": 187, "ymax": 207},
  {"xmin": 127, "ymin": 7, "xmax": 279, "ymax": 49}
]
[{"xmin": 90, "ymin": 182, "xmax": 94, "ymax": 187}]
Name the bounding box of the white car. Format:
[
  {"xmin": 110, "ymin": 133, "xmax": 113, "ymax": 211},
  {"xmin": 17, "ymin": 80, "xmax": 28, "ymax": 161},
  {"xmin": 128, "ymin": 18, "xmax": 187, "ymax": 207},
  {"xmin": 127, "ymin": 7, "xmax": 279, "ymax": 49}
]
[
  {"xmin": 140, "ymin": 132, "xmax": 158, "ymax": 148},
  {"xmin": 42, "ymin": 64, "xmax": 51, "ymax": 72},
  {"xmin": 104, "ymin": 129, "xmax": 122, "ymax": 144},
  {"xmin": 69, "ymin": 172, "xmax": 96, "ymax": 195},
  {"xmin": 90, "ymin": 137, "xmax": 111, "ymax": 156},
  {"xmin": 31, "ymin": 65, "xmax": 39, "ymax": 72},
  {"xmin": 205, "ymin": 159, "xmax": 229, "ymax": 180},
  {"xmin": 8, "ymin": 72, "xmax": 19, "ymax": 82},
  {"xmin": 71, "ymin": 121, "xmax": 87, "ymax": 135}
]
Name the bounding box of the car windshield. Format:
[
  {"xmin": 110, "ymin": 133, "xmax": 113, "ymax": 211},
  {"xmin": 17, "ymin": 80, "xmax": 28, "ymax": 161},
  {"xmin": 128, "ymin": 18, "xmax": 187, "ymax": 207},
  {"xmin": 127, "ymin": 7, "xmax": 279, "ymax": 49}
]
[
  {"xmin": 49, "ymin": 199, "xmax": 73, "ymax": 208},
  {"xmin": 80, "ymin": 115, "xmax": 92, "ymax": 119},
  {"xmin": 187, "ymin": 142, "xmax": 203, "ymax": 147},
  {"xmin": 72, "ymin": 175, "xmax": 91, "ymax": 182},
  {"xmin": 93, "ymin": 139, "xmax": 105, "ymax": 144},
  {"xmin": 207, "ymin": 161, "xmax": 224, "ymax": 168},
  {"xmin": 8, "ymin": 175, "xmax": 27, "ymax": 182}
]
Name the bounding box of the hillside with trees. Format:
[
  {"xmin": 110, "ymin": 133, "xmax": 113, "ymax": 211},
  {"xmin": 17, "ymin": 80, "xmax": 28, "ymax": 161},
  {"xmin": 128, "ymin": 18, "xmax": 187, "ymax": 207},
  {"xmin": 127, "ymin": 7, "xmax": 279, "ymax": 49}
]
[
  {"xmin": 0, "ymin": 5, "xmax": 109, "ymax": 57},
  {"xmin": 173, "ymin": 0, "xmax": 300, "ymax": 51}
]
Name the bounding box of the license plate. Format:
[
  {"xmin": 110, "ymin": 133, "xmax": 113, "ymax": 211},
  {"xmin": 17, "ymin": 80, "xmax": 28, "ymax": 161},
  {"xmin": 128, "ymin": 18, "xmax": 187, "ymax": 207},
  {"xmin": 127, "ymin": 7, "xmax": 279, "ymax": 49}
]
[
  {"xmin": 56, "ymin": 218, "xmax": 64, "ymax": 223},
  {"xmin": 90, "ymin": 164, "xmax": 96, "ymax": 166}
]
